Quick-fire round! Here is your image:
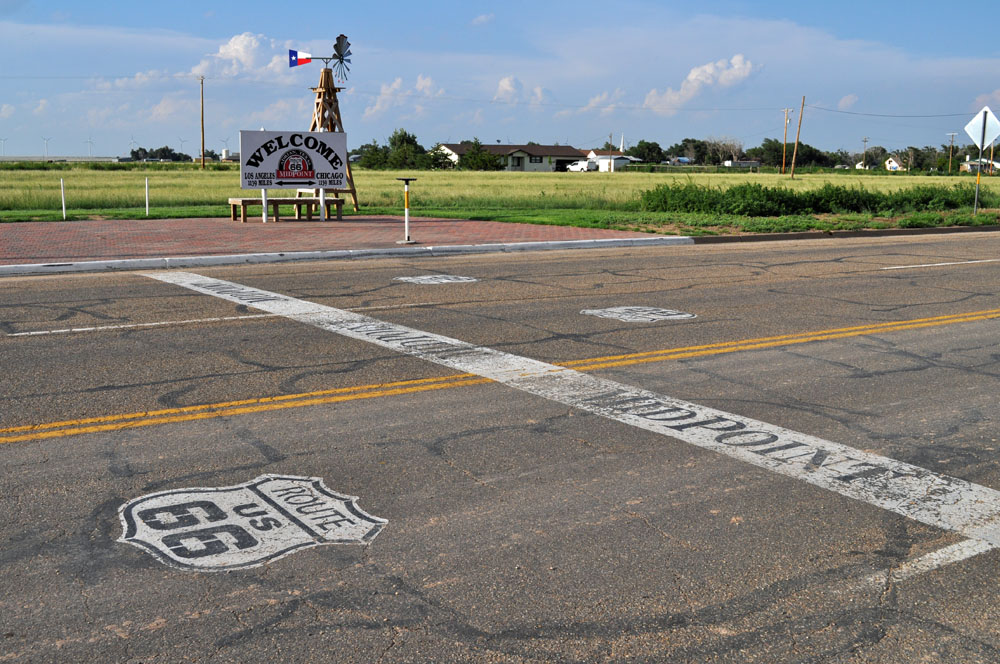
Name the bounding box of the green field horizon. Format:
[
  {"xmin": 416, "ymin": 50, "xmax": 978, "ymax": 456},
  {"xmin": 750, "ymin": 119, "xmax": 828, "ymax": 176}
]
[{"xmin": 2, "ymin": 165, "xmax": 998, "ymax": 235}]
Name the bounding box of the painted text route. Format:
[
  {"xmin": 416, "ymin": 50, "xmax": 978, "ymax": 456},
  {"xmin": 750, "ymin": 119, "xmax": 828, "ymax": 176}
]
[{"xmin": 145, "ymin": 271, "xmax": 1000, "ymax": 550}]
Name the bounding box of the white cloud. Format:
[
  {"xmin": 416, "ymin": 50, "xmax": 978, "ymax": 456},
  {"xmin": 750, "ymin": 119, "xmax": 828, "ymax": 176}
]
[
  {"xmin": 643, "ymin": 54, "xmax": 756, "ymax": 116},
  {"xmin": 416, "ymin": 74, "xmax": 442, "ymax": 96},
  {"xmin": 974, "ymin": 89, "xmax": 1000, "ymax": 109},
  {"xmin": 494, "ymin": 76, "xmax": 523, "ymax": 104},
  {"xmin": 0, "ymin": 103, "xmax": 13, "ymax": 119},
  {"xmin": 363, "ymin": 78, "xmax": 404, "ymax": 119},
  {"xmin": 555, "ymin": 88, "xmax": 625, "ymax": 118},
  {"xmin": 363, "ymin": 75, "xmax": 443, "ymax": 120},
  {"xmin": 149, "ymin": 94, "xmax": 198, "ymax": 123},
  {"xmin": 33, "ymin": 99, "xmax": 48, "ymax": 115},
  {"xmin": 191, "ymin": 32, "xmax": 271, "ymax": 77},
  {"xmin": 529, "ymin": 86, "xmax": 547, "ymax": 108},
  {"xmin": 246, "ymin": 98, "xmax": 312, "ymax": 129},
  {"xmin": 96, "ymin": 69, "xmax": 172, "ymax": 91},
  {"xmin": 471, "ymin": 13, "xmax": 495, "ymax": 26},
  {"xmin": 838, "ymin": 93, "xmax": 859, "ymax": 110}
]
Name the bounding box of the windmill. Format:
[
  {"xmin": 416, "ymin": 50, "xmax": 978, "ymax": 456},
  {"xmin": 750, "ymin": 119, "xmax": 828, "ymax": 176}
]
[{"xmin": 288, "ymin": 34, "xmax": 359, "ymax": 211}]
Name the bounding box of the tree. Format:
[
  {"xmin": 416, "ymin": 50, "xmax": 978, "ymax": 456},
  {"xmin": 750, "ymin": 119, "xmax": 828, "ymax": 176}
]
[
  {"xmin": 457, "ymin": 138, "xmax": 503, "ymax": 171},
  {"xmin": 665, "ymin": 138, "xmax": 708, "ymax": 164},
  {"xmin": 427, "ymin": 145, "xmax": 455, "ymax": 169},
  {"xmin": 625, "ymin": 140, "xmax": 664, "ymax": 163},
  {"xmin": 356, "ymin": 139, "xmax": 389, "ymax": 169},
  {"xmin": 744, "ymin": 138, "xmax": 785, "ymax": 166},
  {"xmin": 385, "ymin": 128, "xmax": 431, "ymax": 169},
  {"xmin": 130, "ymin": 145, "xmax": 191, "ymax": 161}
]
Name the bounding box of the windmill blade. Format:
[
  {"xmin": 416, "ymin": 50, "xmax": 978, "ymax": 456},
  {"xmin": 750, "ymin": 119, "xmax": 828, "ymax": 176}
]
[{"xmin": 334, "ymin": 34, "xmax": 350, "ymax": 57}]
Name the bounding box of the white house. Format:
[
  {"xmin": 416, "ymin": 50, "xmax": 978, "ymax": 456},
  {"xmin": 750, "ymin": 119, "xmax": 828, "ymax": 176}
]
[
  {"xmin": 959, "ymin": 157, "xmax": 1000, "ymax": 173},
  {"xmin": 885, "ymin": 156, "xmax": 906, "ymax": 172},
  {"xmin": 594, "ymin": 155, "xmax": 632, "ymax": 172},
  {"xmin": 436, "ymin": 143, "xmax": 585, "ymax": 172}
]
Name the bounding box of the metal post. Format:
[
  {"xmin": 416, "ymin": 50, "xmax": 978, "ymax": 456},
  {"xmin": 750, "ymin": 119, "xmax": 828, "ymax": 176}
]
[
  {"xmin": 975, "ymin": 110, "xmax": 987, "ymax": 214},
  {"xmin": 60, "ymin": 178, "xmax": 66, "ymax": 220},
  {"xmin": 319, "ymin": 187, "xmax": 327, "ymax": 221},
  {"xmin": 145, "ymin": 177, "xmax": 150, "ymax": 216},
  {"xmin": 261, "ymin": 188, "xmax": 268, "ymax": 223},
  {"xmin": 396, "ymin": 178, "xmax": 417, "ymax": 244}
]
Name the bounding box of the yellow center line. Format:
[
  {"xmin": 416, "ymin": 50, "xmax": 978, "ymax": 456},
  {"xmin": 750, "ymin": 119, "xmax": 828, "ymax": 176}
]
[{"xmin": 3, "ymin": 307, "xmax": 998, "ymax": 445}]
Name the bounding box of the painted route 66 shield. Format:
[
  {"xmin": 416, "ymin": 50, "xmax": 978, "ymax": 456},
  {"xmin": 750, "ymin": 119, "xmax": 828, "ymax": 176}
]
[{"xmin": 118, "ymin": 475, "xmax": 386, "ymax": 571}]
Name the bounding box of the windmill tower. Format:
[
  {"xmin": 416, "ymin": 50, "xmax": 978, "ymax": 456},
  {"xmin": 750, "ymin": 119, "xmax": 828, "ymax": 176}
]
[{"xmin": 307, "ymin": 35, "xmax": 359, "ymax": 211}]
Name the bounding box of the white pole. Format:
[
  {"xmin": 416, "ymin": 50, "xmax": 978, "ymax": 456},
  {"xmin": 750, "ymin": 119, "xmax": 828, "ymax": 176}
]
[
  {"xmin": 261, "ymin": 188, "xmax": 268, "ymax": 223},
  {"xmin": 403, "ymin": 182, "xmax": 410, "ymax": 241},
  {"xmin": 145, "ymin": 177, "xmax": 149, "ymax": 216},
  {"xmin": 319, "ymin": 187, "xmax": 326, "ymax": 221},
  {"xmin": 60, "ymin": 178, "xmax": 66, "ymax": 220},
  {"xmin": 396, "ymin": 177, "xmax": 416, "ymax": 244}
]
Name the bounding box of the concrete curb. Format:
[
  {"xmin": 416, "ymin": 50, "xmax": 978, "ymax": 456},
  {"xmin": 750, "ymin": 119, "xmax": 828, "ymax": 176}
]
[{"xmin": 0, "ymin": 236, "xmax": 694, "ymax": 277}]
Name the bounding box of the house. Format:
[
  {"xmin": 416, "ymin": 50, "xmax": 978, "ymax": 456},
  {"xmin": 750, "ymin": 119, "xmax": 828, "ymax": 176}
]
[
  {"xmin": 584, "ymin": 149, "xmax": 624, "ymax": 161},
  {"xmin": 594, "ymin": 155, "xmax": 631, "ymax": 172},
  {"xmin": 578, "ymin": 150, "xmax": 634, "ymax": 171},
  {"xmin": 435, "ymin": 143, "xmax": 585, "ymax": 172},
  {"xmin": 723, "ymin": 159, "xmax": 761, "ymax": 169},
  {"xmin": 885, "ymin": 156, "xmax": 906, "ymax": 172},
  {"xmin": 959, "ymin": 158, "xmax": 1000, "ymax": 173}
]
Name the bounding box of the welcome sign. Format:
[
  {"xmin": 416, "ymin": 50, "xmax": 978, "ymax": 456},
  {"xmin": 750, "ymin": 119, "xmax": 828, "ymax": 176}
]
[{"xmin": 239, "ymin": 130, "xmax": 347, "ymax": 189}]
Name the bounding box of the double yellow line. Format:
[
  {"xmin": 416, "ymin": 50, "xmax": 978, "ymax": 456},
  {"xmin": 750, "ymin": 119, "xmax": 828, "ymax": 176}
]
[{"xmin": 4, "ymin": 307, "xmax": 1000, "ymax": 446}]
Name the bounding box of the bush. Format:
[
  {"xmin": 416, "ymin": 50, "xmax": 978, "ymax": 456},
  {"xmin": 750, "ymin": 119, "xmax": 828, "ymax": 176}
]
[{"xmin": 641, "ymin": 181, "xmax": 996, "ymax": 216}]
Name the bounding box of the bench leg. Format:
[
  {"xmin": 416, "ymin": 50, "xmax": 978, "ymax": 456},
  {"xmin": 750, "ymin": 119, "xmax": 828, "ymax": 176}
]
[
  {"xmin": 241, "ymin": 203, "xmax": 248, "ymax": 223},
  {"xmin": 270, "ymin": 202, "xmax": 280, "ymax": 222},
  {"xmin": 230, "ymin": 204, "xmax": 237, "ymax": 221}
]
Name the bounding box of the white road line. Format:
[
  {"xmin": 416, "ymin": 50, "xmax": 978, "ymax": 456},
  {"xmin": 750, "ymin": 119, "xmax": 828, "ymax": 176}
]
[
  {"xmin": 143, "ymin": 270, "xmax": 1000, "ymax": 576},
  {"xmin": 846, "ymin": 539, "xmax": 996, "ymax": 594},
  {"xmin": 4, "ymin": 303, "xmax": 447, "ymax": 337},
  {"xmin": 882, "ymin": 258, "xmax": 1000, "ymax": 270},
  {"xmin": 5, "ymin": 314, "xmax": 277, "ymax": 337}
]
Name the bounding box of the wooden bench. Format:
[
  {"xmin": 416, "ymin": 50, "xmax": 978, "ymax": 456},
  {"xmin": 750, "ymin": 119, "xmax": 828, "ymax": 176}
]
[{"xmin": 228, "ymin": 197, "xmax": 343, "ymax": 223}]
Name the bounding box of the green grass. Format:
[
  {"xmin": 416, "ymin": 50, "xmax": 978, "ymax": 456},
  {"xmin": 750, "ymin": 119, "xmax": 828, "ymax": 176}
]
[{"xmin": 2, "ymin": 164, "xmax": 999, "ymax": 234}]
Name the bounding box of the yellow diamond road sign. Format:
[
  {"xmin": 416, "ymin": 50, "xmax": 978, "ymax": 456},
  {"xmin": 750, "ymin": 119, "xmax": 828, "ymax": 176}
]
[{"xmin": 965, "ymin": 106, "xmax": 1000, "ymax": 149}]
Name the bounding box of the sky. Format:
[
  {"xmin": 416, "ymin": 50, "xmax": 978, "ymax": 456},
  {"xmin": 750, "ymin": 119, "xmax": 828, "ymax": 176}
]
[{"xmin": 2, "ymin": 0, "xmax": 1000, "ymax": 158}]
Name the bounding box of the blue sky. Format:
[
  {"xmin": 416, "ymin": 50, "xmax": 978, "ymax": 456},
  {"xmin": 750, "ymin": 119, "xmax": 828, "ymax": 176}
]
[{"xmin": 2, "ymin": 0, "xmax": 1000, "ymax": 157}]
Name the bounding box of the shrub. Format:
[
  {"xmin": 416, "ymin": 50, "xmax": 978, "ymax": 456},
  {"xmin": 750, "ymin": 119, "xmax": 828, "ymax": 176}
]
[{"xmin": 641, "ymin": 181, "xmax": 996, "ymax": 217}]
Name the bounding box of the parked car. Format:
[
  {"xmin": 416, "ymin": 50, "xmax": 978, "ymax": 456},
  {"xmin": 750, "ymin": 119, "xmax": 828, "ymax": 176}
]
[{"xmin": 567, "ymin": 160, "xmax": 597, "ymax": 172}]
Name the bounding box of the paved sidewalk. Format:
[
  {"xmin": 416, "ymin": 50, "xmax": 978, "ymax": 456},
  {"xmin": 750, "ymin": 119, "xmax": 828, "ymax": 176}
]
[{"xmin": 0, "ymin": 216, "xmax": 658, "ymax": 266}]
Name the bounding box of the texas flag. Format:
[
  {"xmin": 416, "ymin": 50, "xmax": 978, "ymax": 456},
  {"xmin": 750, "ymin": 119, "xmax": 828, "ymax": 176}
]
[{"xmin": 288, "ymin": 49, "xmax": 312, "ymax": 67}]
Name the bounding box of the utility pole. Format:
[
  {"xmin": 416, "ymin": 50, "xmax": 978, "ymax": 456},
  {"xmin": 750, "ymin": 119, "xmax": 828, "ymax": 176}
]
[
  {"xmin": 200, "ymin": 76, "xmax": 206, "ymax": 170},
  {"xmin": 861, "ymin": 136, "xmax": 869, "ymax": 169},
  {"xmin": 789, "ymin": 96, "xmax": 805, "ymax": 179},
  {"xmin": 947, "ymin": 132, "xmax": 956, "ymax": 174},
  {"xmin": 781, "ymin": 108, "xmax": 792, "ymax": 174}
]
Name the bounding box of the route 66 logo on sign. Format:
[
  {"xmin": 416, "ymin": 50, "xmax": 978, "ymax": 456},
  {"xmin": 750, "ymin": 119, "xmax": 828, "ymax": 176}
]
[{"xmin": 118, "ymin": 475, "xmax": 386, "ymax": 571}]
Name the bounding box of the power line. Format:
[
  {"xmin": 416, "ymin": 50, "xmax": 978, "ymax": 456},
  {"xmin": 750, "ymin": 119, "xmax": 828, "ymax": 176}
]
[{"xmin": 806, "ymin": 104, "xmax": 967, "ymax": 118}]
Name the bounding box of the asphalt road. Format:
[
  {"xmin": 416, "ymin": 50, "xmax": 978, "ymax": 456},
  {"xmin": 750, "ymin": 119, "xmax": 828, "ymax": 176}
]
[{"xmin": 3, "ymin": 233, "xmax": 1000, "ymax": 662}]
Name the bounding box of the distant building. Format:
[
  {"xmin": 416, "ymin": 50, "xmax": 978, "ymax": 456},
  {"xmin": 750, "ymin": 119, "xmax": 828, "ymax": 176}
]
[
  {"xmin": 436, "ymin": 143, "xmax": 584, "ymax": 172},
  {"xmin": 885, "ymin": 156, "xmax": 906, "ymax": 172},
  {"xmin": 959, "ymin": 158, "xmax": 1000, "ymax": 173},
  {"xmin": 723, "ymin": 159, "xmax": 761, "ymax": 169}
]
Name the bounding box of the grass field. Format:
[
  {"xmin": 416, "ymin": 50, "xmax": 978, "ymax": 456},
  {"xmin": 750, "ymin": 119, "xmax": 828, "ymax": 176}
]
[{"xmin": 2, "ymin": 164, "xmax": 998, "ymax": 234}]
